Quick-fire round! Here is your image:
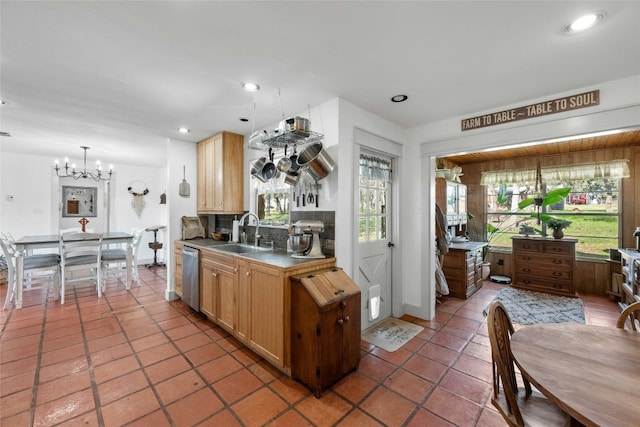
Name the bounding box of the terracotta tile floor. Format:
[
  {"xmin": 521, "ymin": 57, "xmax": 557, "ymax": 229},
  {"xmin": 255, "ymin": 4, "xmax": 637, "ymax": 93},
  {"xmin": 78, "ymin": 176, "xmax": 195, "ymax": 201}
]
[{"xmin": 0, "ymin": 269, "xmax": 619, "ymax": 426}]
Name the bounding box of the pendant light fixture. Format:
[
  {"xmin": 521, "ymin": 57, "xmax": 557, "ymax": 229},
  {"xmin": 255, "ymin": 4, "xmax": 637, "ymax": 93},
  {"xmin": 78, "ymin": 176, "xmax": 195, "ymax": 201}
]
[{"xmin": 54, "ymin": 146, "xmax": 113, "ymax": 181}]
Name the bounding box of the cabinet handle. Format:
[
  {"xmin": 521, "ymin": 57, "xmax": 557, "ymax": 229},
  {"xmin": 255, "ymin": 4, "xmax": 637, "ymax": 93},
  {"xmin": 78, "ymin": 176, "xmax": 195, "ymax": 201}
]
[
  {"xmin": 552, "ymin": 272, "xmax": 562, "ymax": 277},
  {"xmin": 552, "ymin": 259, "xmax": 563, "ymax": 264},
  {"xmin": 523, "ymin": 256, "xmax": 531, "ymax": 261},
  {"xmin": 246, "ymin": 272, "xmax": 250, "ymax": 276},
  {"xmin": 523, "ymin": 268, "xmax": 531, "ymax": 273},
  {"xmin": 212, "ymin": 272, "xmax": 218, "ymax": 277},
  {"xmin": 344, "ymin": 316, "xmax": 350, "ymax": 322},
  {"xmin": 337, "ymin": 319, "xmax": 344, "ymax": 325},
  {"xmin": 234, "ymin": 268, "xmax": 237, "ymax": 273}
]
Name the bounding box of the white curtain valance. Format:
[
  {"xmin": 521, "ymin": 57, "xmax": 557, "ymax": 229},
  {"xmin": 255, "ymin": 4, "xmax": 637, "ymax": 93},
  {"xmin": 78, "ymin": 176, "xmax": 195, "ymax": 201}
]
[
  {"xmin": 360, "ymin": 155, "xmax": 392, "ymax": 183},
  {"xmin": 480, "ymin": 160, "xmax": 630, "ymax": 186}
]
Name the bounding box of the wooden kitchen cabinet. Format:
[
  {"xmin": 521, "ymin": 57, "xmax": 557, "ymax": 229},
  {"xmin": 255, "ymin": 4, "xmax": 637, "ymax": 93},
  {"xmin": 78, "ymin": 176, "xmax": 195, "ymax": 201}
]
[
  {"xmin": 200, "ymin": 256, "xmax": 217, "ymax": 319},
  {"xmin": 197, "ymin": 131, "xmax": 244, "ymax": 214},
  {"xmin": 174, "ymin": 241, "xmax": 184, "ymax": 297},
  {"xmin": 511, "ymin": 236, "xmax": 576, "ymax": 297},
  {"xmin": 290, "ymin": 268, "xmax": 361, "ymax": 397},
  {"xmin": 247, "ymin": 262, "xmax": 285, "ymax": 367},
  {"xmin": 200, "ymin": 251, "xmax": 238, "ymax": 329},
  {"xmin": 191, "ymin": 245, "xmax": 336, "ymax": 374},
  {"xmin": 442, "ymin": 242, "xmax": 486, "ymax": 299}
]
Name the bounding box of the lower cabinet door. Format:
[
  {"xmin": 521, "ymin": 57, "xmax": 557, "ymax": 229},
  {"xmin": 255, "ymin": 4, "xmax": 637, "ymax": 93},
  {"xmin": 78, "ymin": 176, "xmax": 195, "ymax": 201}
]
[
  {"xmin": 217, "ymin": 269, "xmax": 237, "ymax": 333},
  {"xmin": 200, "ymin": 262, "xmax": 216, "ymax": 319}
]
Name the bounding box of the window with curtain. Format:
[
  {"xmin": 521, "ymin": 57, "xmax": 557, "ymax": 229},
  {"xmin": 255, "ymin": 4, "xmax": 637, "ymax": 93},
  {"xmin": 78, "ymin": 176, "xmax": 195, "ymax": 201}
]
[
  {"xmin": 358, "ymin": 155, "xmax": 391, "ymax": 242},
  {"xmin": 479, "ymin": 160, "xmax": 629, "ymax": 258}
]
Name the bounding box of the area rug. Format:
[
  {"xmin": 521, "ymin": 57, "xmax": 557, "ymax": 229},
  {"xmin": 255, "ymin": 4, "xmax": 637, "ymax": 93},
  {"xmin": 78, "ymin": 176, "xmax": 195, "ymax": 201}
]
[
  {"xmin": 361, "ymin": 317, "xmax": 424, "ymax": 352},
  {"xmin": 483, "ymin": 287, "xmax": 585, "ymax": 325}
]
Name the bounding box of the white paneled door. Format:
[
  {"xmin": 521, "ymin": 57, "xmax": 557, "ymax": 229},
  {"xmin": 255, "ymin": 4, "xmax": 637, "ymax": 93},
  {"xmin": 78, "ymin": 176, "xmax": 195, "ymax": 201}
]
[{"xmin": 358, "ymin": 151, "xmax": 393, "ymax": 329}]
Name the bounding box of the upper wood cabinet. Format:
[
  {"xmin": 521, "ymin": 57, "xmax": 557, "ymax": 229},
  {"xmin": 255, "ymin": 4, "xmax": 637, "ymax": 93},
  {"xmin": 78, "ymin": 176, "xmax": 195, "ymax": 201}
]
[{"xmin": 197, "ymin": 131, "xmax": 245, "ymax": 214}]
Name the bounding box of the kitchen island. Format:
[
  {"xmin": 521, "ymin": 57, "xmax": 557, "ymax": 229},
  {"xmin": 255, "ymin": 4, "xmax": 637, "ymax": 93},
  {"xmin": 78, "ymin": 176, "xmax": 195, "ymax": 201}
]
[{"xmin": 174, "ymin": 239, "xmax": 337, "ymax": 375}]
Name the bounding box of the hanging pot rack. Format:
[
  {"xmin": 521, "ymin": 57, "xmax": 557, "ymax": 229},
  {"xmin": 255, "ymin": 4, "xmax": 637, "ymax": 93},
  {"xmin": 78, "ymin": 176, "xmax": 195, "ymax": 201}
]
[
  {"xmin": 248, "ymin": 92, "xmax": 324, "ymax": 150},
  {"xmin": 259, "ymin": 129, "xmax": 324, "ymax": 149}
]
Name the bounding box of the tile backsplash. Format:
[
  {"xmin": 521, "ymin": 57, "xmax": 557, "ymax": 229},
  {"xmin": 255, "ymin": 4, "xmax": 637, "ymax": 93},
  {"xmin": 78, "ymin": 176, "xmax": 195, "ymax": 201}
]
[{"xmin": 206, "ymin": 211, "xmax": 335, "ymax": 257}]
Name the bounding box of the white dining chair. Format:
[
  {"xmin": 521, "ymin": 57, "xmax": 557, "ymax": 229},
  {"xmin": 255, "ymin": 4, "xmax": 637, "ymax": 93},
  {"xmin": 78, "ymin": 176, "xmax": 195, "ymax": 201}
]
[
  {"xmin": 60, "ymin": 227, "xmax": 95, "ymax": 234},
  {"xmin": 1, "ymin": 234, "xmax": 61, "ymax": 309},
  {"xmin": 59, "ymin": 232, "xmax": 102, "ymax": 304},
  {"xmin": 101, "ymin": 228, "xmax": 144, "ymax": 289}
]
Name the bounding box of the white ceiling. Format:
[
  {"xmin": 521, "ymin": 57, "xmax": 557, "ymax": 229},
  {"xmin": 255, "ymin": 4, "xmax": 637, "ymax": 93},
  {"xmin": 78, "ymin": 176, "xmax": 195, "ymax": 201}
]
[{"xmin": 1, "ymin": 1, "xmax": 639, "ymax": 167}]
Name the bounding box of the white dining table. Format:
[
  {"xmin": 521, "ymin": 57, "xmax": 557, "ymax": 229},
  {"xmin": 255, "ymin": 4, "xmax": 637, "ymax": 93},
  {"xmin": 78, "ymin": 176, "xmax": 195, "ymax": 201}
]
[{"xmin": 13, "ymin": 232, "xmax": 134, "ymax": 309}]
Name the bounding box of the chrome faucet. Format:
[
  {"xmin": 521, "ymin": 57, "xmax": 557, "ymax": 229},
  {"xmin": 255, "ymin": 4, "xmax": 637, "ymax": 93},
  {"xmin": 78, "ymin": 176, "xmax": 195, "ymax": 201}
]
[{"xmin": 238, "ymin": 212, "xmax": 261, "ymax": 246}]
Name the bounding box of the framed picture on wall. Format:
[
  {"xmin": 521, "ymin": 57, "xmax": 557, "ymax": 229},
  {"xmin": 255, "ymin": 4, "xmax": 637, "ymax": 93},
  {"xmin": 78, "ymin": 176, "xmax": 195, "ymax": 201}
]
[{"xmin": 62, "ymin": 186, "xmax": 98, "ymax": 217}]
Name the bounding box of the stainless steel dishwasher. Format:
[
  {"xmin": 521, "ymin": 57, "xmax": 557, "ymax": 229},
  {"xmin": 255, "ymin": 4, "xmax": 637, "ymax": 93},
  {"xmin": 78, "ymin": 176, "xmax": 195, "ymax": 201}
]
[{"xmin": 182, "ymin": 245, "xmax": 199, "ymax": 311}]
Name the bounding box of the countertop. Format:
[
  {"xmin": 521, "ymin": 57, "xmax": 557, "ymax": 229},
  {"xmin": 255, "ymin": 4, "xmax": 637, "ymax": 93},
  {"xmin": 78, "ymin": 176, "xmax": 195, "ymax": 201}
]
[
  {"xmin": 179, "ymin": 239, "xmax": 336, "ymax": 270},
  {"xmin": 448, "ymin": 240, "xmax": 487, "ymax": 251}
]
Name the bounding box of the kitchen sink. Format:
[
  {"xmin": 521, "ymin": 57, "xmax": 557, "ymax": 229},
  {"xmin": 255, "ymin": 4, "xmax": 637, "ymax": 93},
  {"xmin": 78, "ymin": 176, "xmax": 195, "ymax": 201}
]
[{"xmin": 215, "ymin": 244, "xmax": 272, "ymax": 254}]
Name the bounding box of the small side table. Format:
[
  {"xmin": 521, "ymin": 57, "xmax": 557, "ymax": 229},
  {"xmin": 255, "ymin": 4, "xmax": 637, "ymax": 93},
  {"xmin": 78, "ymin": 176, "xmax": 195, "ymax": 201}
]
[{"xmin": 145, "ymin": 225, "xmax": 166, "ymax": 268}]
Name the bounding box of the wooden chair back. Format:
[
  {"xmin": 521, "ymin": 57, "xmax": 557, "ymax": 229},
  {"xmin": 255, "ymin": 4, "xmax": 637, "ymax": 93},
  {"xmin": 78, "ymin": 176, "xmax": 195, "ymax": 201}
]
[
  {"xmin": 487, "ymin": 301, "xmax": 570, "ymax": 427},
  {"xmin": 617, "ymin": 301, "xmax": 640, "ymax": 331},
  {"xmin": 487, "ymin": 300, "xmax": 526, "ymax": 426}
]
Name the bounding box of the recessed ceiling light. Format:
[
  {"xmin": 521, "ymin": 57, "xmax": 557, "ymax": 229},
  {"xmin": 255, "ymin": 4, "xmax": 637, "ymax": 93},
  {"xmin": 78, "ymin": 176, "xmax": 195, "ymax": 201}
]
[
  {"xmin": 562, "ymin": 12, "xmax": 604, "ymax": 34},
  {"xmin": 391, "ymin": 94, "xmax": 408, "ymax": 103},
  {"xmin": 242, "ymin": 82, "xmax": 260, "ymax": 92},
  {"xmin": 178, "ymin": 127, "xmax": 190, "ymax": 134}
]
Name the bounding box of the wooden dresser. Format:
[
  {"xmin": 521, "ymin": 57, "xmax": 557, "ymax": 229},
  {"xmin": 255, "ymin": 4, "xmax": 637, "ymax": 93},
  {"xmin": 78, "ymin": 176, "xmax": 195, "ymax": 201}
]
[
  {"xmin": 511, "ymin": 236, "xmax": 577, "ymax": 296},
  {"xmin": 442, "ymin": 241, "xmax": 486, "ymax": 299}
]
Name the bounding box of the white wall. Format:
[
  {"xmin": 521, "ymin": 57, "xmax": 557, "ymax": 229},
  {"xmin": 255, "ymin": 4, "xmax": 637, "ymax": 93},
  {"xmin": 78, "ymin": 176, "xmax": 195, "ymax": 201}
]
[
  {"xmin": 245, "ymin": 98, "xmax": 341, "ymax": 215},
  {"xmin": 165, "ymin": 138, "xmax": 198, "ymax": 299},
  {"xmin": 0, "ymin": 151, "xmax": 168, "ymax": 263}
]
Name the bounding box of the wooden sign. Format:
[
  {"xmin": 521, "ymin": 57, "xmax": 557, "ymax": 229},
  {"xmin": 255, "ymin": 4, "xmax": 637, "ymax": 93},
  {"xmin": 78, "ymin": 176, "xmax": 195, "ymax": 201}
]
[{"xmin": 461, "ymin": 90, "xmax": 599, "ymax": 131}]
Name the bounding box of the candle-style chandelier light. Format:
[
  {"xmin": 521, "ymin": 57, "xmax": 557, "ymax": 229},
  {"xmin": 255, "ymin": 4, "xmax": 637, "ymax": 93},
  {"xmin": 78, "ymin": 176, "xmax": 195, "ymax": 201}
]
[{"xmin": 54, "ymin": 146, "xmax": 113, "ymax": 181}]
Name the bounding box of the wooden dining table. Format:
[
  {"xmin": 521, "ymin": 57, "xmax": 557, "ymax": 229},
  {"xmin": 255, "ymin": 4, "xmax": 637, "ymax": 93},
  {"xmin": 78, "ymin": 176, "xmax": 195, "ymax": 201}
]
[
  {"xmin": 511, "ymin": 323, "xmax": 640, "ymax": 427},
  {"xmin": 13, "ymin": 232, "xmax": 134, "ymax": 309}
]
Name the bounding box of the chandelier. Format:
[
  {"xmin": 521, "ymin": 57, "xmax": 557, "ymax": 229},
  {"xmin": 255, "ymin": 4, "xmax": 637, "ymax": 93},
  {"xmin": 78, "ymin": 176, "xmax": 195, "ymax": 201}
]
[{"xmin": 54, "ymin": 146, "xmax": 113, "ymax": 181}]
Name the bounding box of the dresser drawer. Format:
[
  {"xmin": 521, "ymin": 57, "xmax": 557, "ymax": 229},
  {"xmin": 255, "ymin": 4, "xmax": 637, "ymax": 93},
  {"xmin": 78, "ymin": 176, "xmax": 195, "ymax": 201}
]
[
  {"xmin": 512, "ymin": 278, "xmax": 573, "ymax": 294},
  {"xmin": 513, "ymin": 240, "xmax": 542, "ymax": 253},
  {"xmin": 513, "ymin": 265, "xmax": 572, "ymax": 281},
  {"xmin": 543, "ymin": 242, "xmax": 574, "ymax": 256}
]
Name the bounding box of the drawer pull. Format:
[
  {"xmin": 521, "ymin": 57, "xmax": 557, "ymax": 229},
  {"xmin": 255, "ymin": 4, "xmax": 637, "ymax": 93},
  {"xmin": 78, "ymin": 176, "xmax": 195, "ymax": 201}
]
[
  {"xmin": 523, "ymin": 256, "xmax": 531, "ymax": 261},
  {"xmin": 523, "ymin": 268, "xmax": 531, "ymax": 274},
  {"xmin": 552, "ymin": 272, "xmax": 562, "ymax": 277},
  {"xmin": 344, "ymin": 316, "xmax": 350, "ymax": 322},
  {"xmin": 337, "ymin": 319, "xmax": 344, "ymax": 325},
  {"xmin": 552, "ymin": 259, "xmax": 563, "ymax": 264}
]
